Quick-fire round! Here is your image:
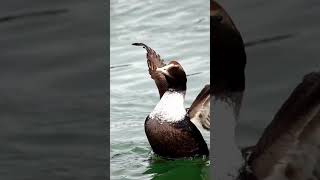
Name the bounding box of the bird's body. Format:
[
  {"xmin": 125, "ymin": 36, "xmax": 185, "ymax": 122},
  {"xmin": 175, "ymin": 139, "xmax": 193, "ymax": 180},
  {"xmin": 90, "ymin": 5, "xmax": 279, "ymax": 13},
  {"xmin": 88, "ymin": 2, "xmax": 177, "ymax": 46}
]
[{"xmin": 132, "ymin": 43, "xmax": 211, "ymax": 158}]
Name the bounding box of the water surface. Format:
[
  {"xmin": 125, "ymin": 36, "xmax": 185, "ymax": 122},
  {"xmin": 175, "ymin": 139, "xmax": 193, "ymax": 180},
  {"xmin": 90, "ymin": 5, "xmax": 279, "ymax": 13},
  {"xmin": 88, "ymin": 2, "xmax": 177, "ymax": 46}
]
[
  {"xmin": 0, "ymin": 1, "xmax": 106, "ymax": 179},
  {"xmin": 110, "ymin": 0, "xmax": 210, "ymax": 179}
]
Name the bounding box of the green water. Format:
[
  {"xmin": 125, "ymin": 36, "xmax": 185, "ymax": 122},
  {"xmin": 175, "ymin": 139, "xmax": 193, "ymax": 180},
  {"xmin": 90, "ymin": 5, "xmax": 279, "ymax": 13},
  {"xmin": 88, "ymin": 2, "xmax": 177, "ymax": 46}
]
[{"xmin": 110, "ymin": 0, "xmax": 210, "ymax": 179}]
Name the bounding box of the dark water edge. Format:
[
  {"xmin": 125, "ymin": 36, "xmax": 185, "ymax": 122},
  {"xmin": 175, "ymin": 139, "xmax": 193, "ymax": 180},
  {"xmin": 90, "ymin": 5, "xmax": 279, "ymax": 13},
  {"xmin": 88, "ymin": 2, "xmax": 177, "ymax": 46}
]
[{"xmin": 0, "ymin": 1, "xmax": 108, "ymax": 179}]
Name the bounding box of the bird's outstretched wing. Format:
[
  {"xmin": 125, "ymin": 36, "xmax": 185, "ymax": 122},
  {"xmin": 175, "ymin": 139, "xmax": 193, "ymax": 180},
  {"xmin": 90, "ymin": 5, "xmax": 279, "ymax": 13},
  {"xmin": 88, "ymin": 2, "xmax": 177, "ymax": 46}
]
[
  {"xmin": 188, "ymin": 84, "xmax": 210, "ymax": 131},
  {"xmin": 132, "ymin": 43, "xmax": 168, "ymax": 98},
  {"xmin": 249, "ymin": 72, "xmax": 320, "ymax": 179}
]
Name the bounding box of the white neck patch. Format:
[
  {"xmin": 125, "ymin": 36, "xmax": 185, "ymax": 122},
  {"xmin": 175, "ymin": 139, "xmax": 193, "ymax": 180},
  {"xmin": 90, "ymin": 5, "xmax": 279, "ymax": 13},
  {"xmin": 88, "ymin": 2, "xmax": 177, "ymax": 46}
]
[
  {"xmin": 149, "ymin": 90, "xmax": 186, "ymax": 123},
  {"xmin": 211, "ymin": 92, "xmax": 244, "ymax": 180}
]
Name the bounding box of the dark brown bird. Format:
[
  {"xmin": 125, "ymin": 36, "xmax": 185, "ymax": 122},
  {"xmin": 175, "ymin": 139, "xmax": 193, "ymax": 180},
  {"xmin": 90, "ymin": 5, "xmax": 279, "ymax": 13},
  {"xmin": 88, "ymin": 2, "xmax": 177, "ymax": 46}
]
[{"xmin": 132, "ymin": 43, "xmax": 210, "ymax": 158}]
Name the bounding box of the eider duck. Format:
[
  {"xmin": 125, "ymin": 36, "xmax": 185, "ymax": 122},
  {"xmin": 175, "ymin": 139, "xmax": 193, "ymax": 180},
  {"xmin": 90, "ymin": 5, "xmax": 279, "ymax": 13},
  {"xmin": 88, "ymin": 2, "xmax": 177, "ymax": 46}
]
[{"xmin": 132, "ymin": 43, "xmax": 210, "ymax": 158}]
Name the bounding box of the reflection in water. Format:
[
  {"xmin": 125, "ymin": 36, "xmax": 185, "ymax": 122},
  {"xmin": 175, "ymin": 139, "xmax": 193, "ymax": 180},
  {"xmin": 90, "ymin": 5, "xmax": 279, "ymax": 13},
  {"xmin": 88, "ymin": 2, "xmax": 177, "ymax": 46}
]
[{"xmin": 144, "ymin": 156, "xmax": 209, "ymax": 180}]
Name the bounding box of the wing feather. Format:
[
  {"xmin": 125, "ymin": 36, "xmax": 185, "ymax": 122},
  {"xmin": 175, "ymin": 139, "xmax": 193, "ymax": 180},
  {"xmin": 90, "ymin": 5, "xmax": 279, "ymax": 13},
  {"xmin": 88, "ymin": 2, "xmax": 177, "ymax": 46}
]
[
  {"xmin": 188, "ymin": 84, "xmax": 211, "ymax": 131},
  {"xmin": 132, "ymin": 43, "xmax": 168, "ymax": 98},
  {"xmin": 249, "ymin": 72, "xmax": 320, "ymax": 179}
]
